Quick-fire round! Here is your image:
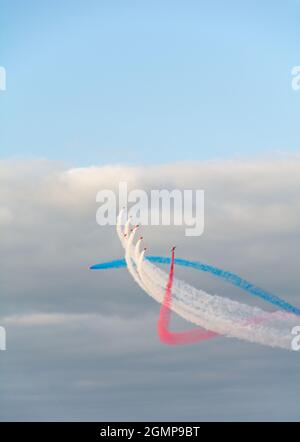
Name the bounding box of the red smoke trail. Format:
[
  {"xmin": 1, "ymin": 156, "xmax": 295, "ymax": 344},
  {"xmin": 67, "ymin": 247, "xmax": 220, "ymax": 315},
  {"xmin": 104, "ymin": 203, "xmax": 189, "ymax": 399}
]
[
  {"xmin": 157, "ymin": 250, "xmax": 277, "ymax": 345},
  {"xmin": 157, "ymin": 248, "xmax": 218, "ymax": 345}
]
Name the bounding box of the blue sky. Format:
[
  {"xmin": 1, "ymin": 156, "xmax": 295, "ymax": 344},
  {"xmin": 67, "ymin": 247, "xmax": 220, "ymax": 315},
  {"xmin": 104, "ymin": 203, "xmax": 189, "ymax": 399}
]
[{"xmin": 1, "ymin": 0, "xmax": 299, "ymax": 165}]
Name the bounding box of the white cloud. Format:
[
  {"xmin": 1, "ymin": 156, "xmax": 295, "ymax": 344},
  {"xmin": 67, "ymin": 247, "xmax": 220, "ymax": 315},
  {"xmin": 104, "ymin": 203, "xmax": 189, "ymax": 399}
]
[
  {"xmin": 1, "ymin": 156, "xmax": 299, "ymax": 315},
  {"xmin": 0, "ymin": 207, "xmax": 13, "ymax": 226}
]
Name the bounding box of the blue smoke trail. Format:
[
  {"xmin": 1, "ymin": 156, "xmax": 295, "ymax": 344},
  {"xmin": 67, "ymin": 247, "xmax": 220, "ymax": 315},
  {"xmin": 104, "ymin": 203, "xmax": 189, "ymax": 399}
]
[
  {"xmin": 91, "ymin": 259, "xmax": 126, "ymax": 270},
  {"xmin": 90, "ymin": 257, "xmax": 300, "ymax": 316}
]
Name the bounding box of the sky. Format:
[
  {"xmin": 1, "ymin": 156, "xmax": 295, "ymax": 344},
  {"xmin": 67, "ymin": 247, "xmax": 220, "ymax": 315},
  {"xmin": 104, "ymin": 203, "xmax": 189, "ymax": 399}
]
[
  {"xmin": 0, "ymin": 0, "xmax": 300, "ymax": 165},
  {"xmin": 0, "ymin": 1, "xmax": 300, "ymax": 422},
  {"xmin": 1, "ymin": 158, "xmax": 300, "ymax": 421}
]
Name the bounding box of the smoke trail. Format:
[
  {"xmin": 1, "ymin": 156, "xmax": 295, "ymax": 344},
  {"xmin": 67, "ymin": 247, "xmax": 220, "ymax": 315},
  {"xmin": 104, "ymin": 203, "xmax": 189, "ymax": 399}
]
[
  {"xmin": 152, "ymin": 257, "xmax": 300, "ymax": 316},
  {"xmin": 158, "ymin": 247, "xmax": 218, "ymax": 345},
  {"xmin": 91, "ymin": 257, "xmax": 300, "ymax": 316},
  {"xmin": 91, "ymin": 259, "xmax": 125, "ymax": 269},
  {"xmin": 92, "ymin": 214, "xmax": 300, "ymax": 350},
  {"xmin": 124, "ymin": 226, "xmax": 148, "ymax": 292},
  {"xmin": 137, "ymin": 242, "xmax": 298, "ymax": 349},
  {"xmin": 157, "ymin": 251, "xmax": 288, "ymax": 346}
]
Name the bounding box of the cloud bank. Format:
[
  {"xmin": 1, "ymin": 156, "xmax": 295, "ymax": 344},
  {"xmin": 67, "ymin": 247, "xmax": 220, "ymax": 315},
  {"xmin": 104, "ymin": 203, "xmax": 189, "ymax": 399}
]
[{"xmin": 0, "ymin": 157, "xmax": 299, "ymax": 421}]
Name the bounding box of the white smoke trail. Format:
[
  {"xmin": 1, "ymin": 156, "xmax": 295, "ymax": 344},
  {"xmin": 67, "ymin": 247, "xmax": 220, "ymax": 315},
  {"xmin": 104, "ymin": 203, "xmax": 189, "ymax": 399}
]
[
  {"xmin": 117, "ymin": 209, "xmax": 149, "ymax": 291},
  {"xmin": 117, "ymin": 215, "xmax": 299, "ymax": 350}
]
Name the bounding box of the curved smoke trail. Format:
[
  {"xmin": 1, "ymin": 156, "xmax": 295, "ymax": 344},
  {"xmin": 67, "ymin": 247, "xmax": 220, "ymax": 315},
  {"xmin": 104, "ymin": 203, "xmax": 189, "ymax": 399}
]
[
  {"xmin": 91, "ymin": 258, "xmax": 300, "ymax": 316},
  {"xmin": 91, "ymin": 209, "xmax": 300, "ymax": 350},
  {"xmin": 158, "ymin": 247, "xmax": 218, "ymax": 345}
]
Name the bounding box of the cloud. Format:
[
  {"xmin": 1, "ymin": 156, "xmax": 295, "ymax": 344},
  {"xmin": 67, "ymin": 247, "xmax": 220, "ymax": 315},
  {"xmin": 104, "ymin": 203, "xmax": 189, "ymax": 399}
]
[
  {"xmin": 1, "ymin": 156, "xmax": 299, "ymax": 312},
  {"xmin": 0, "ymin": 207, "xmax": 13, "ymax": 226},
  {"xmin": 0, "ymin": 156, "xmax": 300, "ymax": 421}
]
